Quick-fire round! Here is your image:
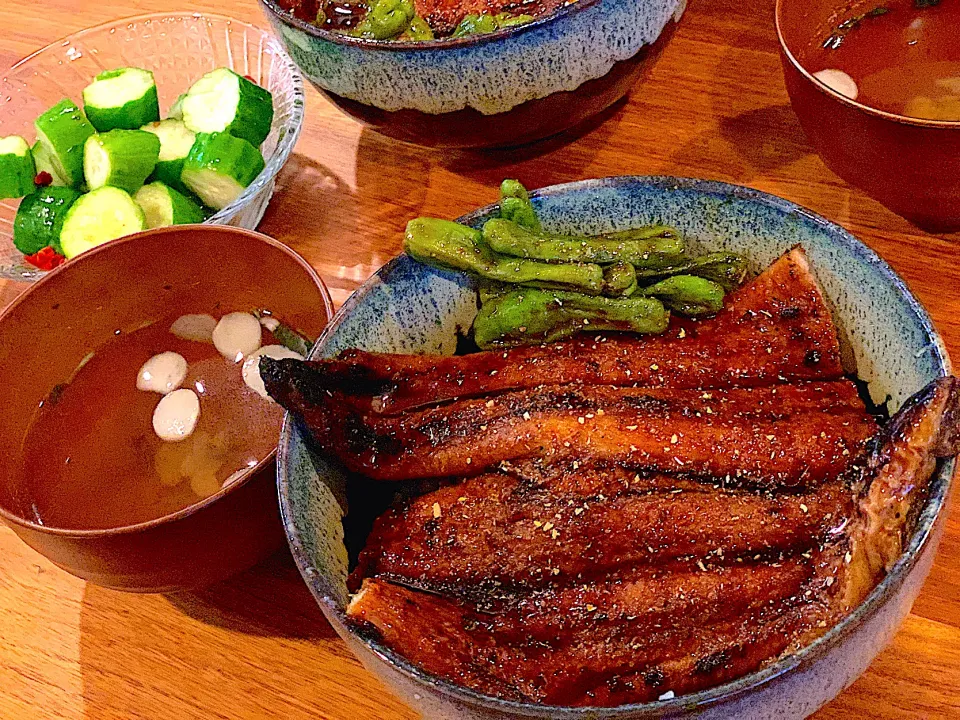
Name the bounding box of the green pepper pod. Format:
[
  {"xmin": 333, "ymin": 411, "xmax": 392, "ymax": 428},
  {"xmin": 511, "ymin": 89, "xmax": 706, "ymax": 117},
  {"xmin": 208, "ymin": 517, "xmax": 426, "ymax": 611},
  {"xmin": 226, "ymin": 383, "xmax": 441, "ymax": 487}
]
[
  {"xmin": 473, "ymin": 288, "xmax": 669, "ymax": 349},
  {"xmin": 602, "ymin": 262, "xmax": 638, "ymax": 297},
  {"xmin": 640, "ymin": 275, "xmax": 726, "ymax": 317},
  {"xmin": 354, "ymin": 0, "xmax": 416, "ymax": 39},
  {"xmin": 499, "ymin": 179, "xmax": 541, "ymax": 231},
  {"xmin": 482, "ymin": 218, "xmax": 685, "ymax": 267},
  {"xmin": 636, "ymin": 252, "xmax": 748, "ymax": 291},
  {"xmin": 405, "ymin": 217, "xmax": 605, "ymax": 295}
]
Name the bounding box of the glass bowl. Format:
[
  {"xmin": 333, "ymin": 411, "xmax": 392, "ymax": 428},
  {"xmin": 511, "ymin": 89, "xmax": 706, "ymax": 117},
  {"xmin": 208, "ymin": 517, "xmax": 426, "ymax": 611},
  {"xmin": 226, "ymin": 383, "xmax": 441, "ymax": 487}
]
[{"xmin": 0, "ymin": 12, "xmax": 304, "ymax": 282}]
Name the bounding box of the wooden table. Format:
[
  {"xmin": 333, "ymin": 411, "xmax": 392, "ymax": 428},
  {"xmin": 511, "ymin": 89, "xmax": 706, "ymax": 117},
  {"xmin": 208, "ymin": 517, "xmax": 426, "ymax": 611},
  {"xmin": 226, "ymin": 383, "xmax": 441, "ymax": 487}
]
[{"xmin": 2, "ymin": 0, "xmax": 959, "ymax": 718}]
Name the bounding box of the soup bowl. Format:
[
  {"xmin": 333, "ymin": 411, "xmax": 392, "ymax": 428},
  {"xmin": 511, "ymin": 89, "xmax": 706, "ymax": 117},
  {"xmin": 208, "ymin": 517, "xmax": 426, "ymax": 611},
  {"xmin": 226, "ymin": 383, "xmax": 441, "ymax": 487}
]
[
  {"xmin": 278, "ymin": 177, "xmax": 953, "ymax": 718},
  {"xmin": 0, "ymin": 225, "xmax": 332, "ymax": 593},
  {"xmin": 259, "ymin": 0, "xmax": 686, "ymax": 148},
  {"xmin": 776, "ymin": 0, "xmax": 960, "ymax": 231}
]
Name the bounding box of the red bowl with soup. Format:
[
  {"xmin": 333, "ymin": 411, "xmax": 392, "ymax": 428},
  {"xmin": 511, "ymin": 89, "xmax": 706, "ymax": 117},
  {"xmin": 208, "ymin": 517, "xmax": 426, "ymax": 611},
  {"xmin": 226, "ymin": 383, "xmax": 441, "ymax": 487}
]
[
  {"xmin": 0, "ymin": 226, "xmax": 332, "ymax": 592},
  {"xmin": 776, "ymin": 0, "xmax": 960, "ymax": 231}
]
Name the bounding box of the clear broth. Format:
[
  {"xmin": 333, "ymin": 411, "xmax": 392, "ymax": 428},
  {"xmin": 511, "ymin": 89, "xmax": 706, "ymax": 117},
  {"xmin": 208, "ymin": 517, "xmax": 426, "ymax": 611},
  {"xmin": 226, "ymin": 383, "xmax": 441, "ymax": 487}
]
[
  {"xmin": 14, "ymin": 314, "xmax": 284, "ymax": 530},
  {"xmin": 801, "ymin": 0, "xmax": 960, "ymax": 120}
]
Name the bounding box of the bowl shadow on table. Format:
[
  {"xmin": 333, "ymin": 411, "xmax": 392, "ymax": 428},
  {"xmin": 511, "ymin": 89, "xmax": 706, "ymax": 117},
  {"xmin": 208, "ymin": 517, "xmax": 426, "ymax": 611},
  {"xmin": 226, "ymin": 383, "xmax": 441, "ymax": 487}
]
[
  {"xmin": 350, "ymin": 87, "xmax": 629, "ymax": 208},
  {"xmin": 717, "ymin": 104, "xmax": 814, "ymax": 175},
  {"xmin": 161, "ymin": 548, "xmax": 336, "ymax": 640},
  {"xmin": 76, "ymin": 550, "xmax": 349, "ymax": 718},
  {"xmin": 428, "ymin": 98, "xmax": 629, "ymax": 184},
  {"xmin": 666, "ymin": 102, "xmax": 815, "ymax": 183},
  {"xmin": 260, "ymin": 148, "xmax": 434, "ymax": 278}
]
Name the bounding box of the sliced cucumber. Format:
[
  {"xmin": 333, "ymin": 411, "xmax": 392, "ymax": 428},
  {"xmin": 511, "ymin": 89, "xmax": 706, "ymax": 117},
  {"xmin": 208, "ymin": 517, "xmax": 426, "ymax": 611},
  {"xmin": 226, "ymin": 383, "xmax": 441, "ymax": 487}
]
[
  {"xmin": 181, "ymin": 68, "xmax": 274, "ymax": 147},
  {"xmin": 141, "ymin": 119, "xmax": 196, "ymax": 194},
  {"xmin": 82, "ymin": 68, "xmax": 160, "ymax": 132},
  {"xmin": 60, "ymin": 187, "xmax": 145, "ymax": 259},
  {"xmin": 31, "ymin": 142, "xmax": 69, "ymax": 186},
  {"xmin": 84, "ymin": 130, "xmax": 160, "ymax": 193},
  {"xmin": 34, "ymin": 99, "xmax": 96, "ymax": 188},
  {"xmin": 13, "ymin": 187, "xmax": 82, "ymax": 255},
  {"xmin": 134, "ymin": 182, "xmax": 204, "ymax": 229},
  {"xmin": 167, "ymin": 93, "xmax": 186, "ymax": 120},
  {"xmin": 181, "ymin": 132, "xmax": 265, "ymax": 210},
  {"xmin": 0, "ymin": 136, "xmax": 36, "ymax": 199}
]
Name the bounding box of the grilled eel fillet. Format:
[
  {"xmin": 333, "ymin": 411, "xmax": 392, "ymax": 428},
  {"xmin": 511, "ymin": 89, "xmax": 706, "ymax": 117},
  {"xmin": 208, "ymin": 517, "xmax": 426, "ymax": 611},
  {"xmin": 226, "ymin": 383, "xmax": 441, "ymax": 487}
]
[
  {"xmin": 346, "ymin": 377, "xmax": 960, "ymax": 706},
  {"xmin": 260, "ymin": 378, "xmax": 877, "ymax": 484},
  {"xmin": 277, "ymin": 247, "xmax": 843, "ymax": 415}
]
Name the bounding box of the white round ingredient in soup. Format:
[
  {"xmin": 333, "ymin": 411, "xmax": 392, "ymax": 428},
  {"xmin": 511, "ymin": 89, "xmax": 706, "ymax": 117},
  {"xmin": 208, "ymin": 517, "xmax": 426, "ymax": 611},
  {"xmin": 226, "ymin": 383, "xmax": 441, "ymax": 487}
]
[
  {"xmin": 259, "ymin": 315, "xmax": 280, "ymax": 332},
  {"xmin": 137, "ymin": 351, "xmax": 188, "ymax": 394},
  {"xmin": 242, "ymin": 345, "xmax": 305, "ymax": 400},
  {"xmin": 813, "ymin": 69, "xmax": 858, "ymax": 101},
  {"xmin": 152, "ymin": 388, "xmax": 201, "ymax": 442},
  {"xmin": 212, "ymin": 312, "xmax": 262, "ymax": 362},
  {"xmin": 169, "ymin": 313, "xmax": 217, "ymax": 343}
]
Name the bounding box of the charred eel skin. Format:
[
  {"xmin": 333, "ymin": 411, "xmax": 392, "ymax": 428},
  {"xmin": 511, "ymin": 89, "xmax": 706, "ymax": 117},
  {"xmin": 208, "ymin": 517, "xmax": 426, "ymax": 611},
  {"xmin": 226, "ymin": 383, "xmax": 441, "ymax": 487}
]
[
  {"xmin": 262, "ymin": 378, "xmax": 876, "ymax": 484},
  {"xmin": 346, "ymin": 377, "xmax": 960, "ymax": 706},
  {"xmin": 269, "ymin": 247, "xmax": 842, "ymax": 415},
  {"xmin": 260, "ymin": 243, "xmax": 960, "ymax": 707}
]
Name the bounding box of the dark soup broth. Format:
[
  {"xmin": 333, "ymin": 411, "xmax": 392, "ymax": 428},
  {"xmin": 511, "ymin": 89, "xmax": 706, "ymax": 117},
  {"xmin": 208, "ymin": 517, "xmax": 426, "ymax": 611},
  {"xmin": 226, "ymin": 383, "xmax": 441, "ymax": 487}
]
[
  {"xmin": 800, "ymin": 0, "xmax": 960, "ymax": 120},
  {"xmin": 14, "ymin": 311, "xmax": 300, "ymax": 530}
]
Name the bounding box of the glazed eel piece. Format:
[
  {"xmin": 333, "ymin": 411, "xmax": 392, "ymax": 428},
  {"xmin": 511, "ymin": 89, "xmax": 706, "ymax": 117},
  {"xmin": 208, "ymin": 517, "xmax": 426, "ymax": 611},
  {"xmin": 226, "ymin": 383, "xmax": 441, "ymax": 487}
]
[
  {"xmin": 348, "ymin": 562, "xmax": 816, "ymax": 704},
  {"xmin": 280, "ymin": 247, "xmax": 843, "ymax": 415},
  {"xmin": 350, "ymin": 472, "xmax": 852, "ymax": 593},
  {"xmin": 345, "ymin": 377, "xmax": 960, "ymax": 706},
  {"xmin": 263, "ymin": 378, "xmax": 877, "ymax": 484}
]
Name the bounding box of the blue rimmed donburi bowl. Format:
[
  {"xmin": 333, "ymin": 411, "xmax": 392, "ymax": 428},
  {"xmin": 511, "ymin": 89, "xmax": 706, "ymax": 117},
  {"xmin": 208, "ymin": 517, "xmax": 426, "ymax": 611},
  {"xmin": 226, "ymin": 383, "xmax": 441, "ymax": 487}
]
[
  {"xmin": 278, "ymin": 177, "xmax": 953, "ymax": 718},
  {"xmin": 259, "ymin": 0, "xmax": 686, "ymax": 148}
]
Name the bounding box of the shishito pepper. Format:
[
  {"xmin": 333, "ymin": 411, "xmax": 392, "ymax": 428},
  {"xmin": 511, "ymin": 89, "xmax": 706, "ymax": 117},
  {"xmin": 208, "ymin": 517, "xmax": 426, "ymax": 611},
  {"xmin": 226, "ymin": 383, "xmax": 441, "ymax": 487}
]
[
  {"xmin": 640, "ymin": 274, "xmax": 726, "ymax": 316},
  {"xmin": 636, "ymin": 252, "xmax": 748, "ymax": 291},
  {"xmin": 499, "ymin": 179, "xmax": 541, "ymax": 231},
  {"xmin": 353, "ymin": 0, "xmax": 418, "ymax": 39},
  {"xmin": 404, "ymin": 217, "xmax": 607, "ymax": 295},
  {"xmin": 481, "ymin": 217, "xmax": 686, "ymax": 267},
  {"xmin": 473, "ymin": 288, "xmax": 669, "ymax": 349}
]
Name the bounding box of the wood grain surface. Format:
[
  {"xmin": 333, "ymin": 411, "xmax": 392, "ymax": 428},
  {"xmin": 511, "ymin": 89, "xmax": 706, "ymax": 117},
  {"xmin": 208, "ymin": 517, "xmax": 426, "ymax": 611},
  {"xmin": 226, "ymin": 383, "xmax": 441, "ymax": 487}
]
[{"xmin": 1, "ymin": 0, "xmax": 958, "ymax": 718}]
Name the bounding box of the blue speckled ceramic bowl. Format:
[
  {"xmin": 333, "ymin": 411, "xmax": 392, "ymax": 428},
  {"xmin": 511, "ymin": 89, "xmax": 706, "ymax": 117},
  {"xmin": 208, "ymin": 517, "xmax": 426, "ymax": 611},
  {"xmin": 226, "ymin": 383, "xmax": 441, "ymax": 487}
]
[
  {"xmin": 259, "ymin": 0, "xmax": 686, "ymax": 148},
  {"xmin": 278, "ymin": 177, "xmax": 953, "ymax": 718}
]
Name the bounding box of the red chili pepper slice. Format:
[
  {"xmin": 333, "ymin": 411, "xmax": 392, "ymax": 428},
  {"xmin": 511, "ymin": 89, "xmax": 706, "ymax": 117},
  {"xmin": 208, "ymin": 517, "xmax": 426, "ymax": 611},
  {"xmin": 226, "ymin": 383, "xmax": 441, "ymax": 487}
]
[
  {"xmin": 34, "ymin": 171, "xmax": 53, "ymax": 187},
  {"xmin": 243, "ymin": 74, "xmax": 258, "ymax": 84},
  {"xmin": 24, "ymin": 246, "xmax": 66, "ymax": 271}
]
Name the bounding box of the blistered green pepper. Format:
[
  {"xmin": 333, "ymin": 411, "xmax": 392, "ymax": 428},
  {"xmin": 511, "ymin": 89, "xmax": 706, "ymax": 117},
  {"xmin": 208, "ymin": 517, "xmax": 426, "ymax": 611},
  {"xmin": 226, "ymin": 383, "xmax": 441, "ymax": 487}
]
[
  {"xmin": 400, "ymin": 15, "xmax": 435, "ymax": 40},
  {"xmin": 640, "ymin": 275, "xmax": 726, "ymax": 317},
  {"xmin": 499, "ymin": 179, "xmax": 541, "ymax": 231},
  {"xmin": 482, "ymin": 218, "xmax": 685, "ymax": 267},
  {"xmin": 636, "ymin": 252, "xmax": 748, "ymax": 291},
  {"xmin": 452, "ymin": 12, "xmax": 536, "ymax": 36},
  {"xmin": 452, "ymin": 13, "xmax": 499, "ymax": 37},
  {"xmin": 603, "ymin": 261, "xmax": 638, "ymax": 297},
  {"xmin": 495, "ymin": 12, "xmax": 536, "ymax": 27},
  {"xmin": 473, "ymin": 288, "xmax": 669, "ymax": 349},
  {"xmin": 353, "ymin": 0, "xmax": 416, "ymax": 40},
  {"xmin": 404, "ymin": 217, "xmax": 605, "ymax": 294}
]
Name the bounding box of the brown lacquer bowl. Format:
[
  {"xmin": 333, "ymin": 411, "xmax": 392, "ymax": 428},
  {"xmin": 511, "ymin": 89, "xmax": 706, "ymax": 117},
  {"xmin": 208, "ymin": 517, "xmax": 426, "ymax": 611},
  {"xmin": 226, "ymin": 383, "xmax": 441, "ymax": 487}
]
[
  {"xmin": 260, "ymin": 0, "xmax": 685, "ymax": 148},
  {"xmin": 0, "ymin": 226, "xmax": 332, "ymax": 592},
  {"xmin": 776, "ymin": 0, "xmax": 960, "ymax": 231}
]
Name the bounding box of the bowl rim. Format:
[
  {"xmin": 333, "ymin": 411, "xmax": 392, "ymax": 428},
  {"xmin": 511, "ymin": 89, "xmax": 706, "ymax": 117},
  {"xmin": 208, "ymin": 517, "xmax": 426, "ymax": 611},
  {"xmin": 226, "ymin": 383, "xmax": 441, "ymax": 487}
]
[
  {"xmin": 774, "ymin": 0, "xmax": 960, "ymax": 128},
  {"xmin": 4, "ymin": 10, "xmax": 305, "ymax": 280},
  {"xmin": 259, "ymin": 0, "xmax": 602, "ymax": 52},
  {"xmin": 0, "ymin": 224, "xmax": 333, "ymax": 539},
  {"xmin": 278, "ymin": 175, "xmax": 955, "ymax": 716}
]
